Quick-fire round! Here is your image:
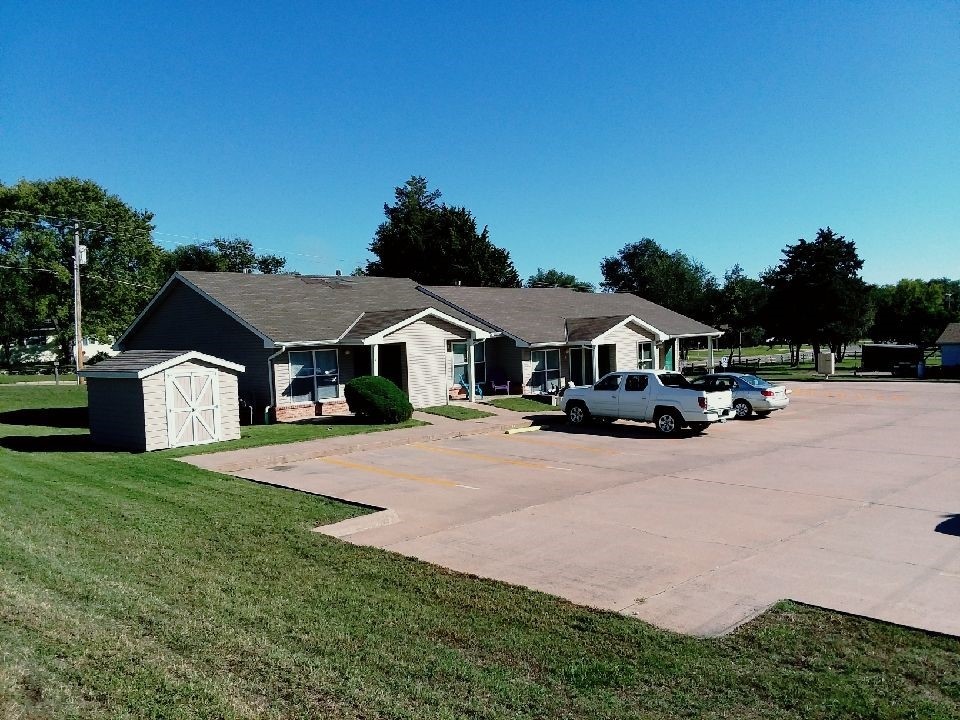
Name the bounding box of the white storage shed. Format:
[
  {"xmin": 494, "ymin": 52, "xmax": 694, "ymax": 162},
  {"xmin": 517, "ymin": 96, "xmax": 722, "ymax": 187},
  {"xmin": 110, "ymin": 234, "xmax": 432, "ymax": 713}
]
[{"xmin": 80, "ymin": 350, "xmax": 244, "ymax": 451}]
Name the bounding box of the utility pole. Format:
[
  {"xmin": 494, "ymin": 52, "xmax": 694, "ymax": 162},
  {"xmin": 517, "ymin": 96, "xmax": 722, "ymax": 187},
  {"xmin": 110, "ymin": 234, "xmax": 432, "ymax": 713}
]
[{"xmin": 73, "ymin": 223, "xmax": 86, "ymax": 384}]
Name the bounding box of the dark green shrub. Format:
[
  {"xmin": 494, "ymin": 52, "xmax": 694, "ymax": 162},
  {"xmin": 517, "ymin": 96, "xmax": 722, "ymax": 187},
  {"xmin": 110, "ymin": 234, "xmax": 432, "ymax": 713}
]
[{"xmin": 344, "ymin": 375, "xmax": 413, "ymax": 423}]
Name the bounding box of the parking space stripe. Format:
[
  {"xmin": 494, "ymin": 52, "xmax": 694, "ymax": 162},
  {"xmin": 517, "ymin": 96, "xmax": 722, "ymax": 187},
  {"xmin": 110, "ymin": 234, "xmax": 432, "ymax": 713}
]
[
  {"xmin": 321, "ymin": 456, "xmax": 459, "ymax": 488},
  {"xmin": 499, "ymin": 434, "xmax": 615, "ymax": 454},
  {"xmin": 410, "ymin": 442, "xmax": 563, "ymax": 470}
]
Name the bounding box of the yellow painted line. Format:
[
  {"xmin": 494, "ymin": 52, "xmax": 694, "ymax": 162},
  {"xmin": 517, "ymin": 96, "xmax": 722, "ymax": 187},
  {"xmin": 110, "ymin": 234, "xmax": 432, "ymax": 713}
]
[
  {"xmin": 321, "ymin": 456, "xmax": 459, "ymax": 488},
  {"xmin": 500, "ymin": 433, "xmax": 614, "ymax": 455},
  {"xmin": 410, "ymin": 442, "xmax": 558, "ymax": 470}
]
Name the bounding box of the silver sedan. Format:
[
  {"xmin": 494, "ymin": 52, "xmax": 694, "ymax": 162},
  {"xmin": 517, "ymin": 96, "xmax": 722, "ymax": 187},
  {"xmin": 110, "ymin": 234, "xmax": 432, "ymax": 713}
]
[{"xmin": 688, "ymin": 373, "xmax": 790, "ymax": 418}]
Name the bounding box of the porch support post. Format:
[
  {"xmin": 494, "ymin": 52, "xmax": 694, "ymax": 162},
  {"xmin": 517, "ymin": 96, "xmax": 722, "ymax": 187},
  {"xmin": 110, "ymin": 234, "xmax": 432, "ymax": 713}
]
[
  {"xmin": 591, "ymin": 342, "xmax": 600, "ymax": 383},
  {"xmin": 371, "ymin": 344, "xmax": 379, "ymax": 376},
  {"xmin": 466, "ymin": 336, "xmax": 476, "ymax": 402},
  {"xmin": 652, "ymin": 342, "xmax": 660, "ymax": 370},
  {"xmin": 707, "ymin": 336, "xmax": 714, "ymax": 370},
  {"xmin": 674, "ymin": 338, "xmax": 681, "ymax": 371}
]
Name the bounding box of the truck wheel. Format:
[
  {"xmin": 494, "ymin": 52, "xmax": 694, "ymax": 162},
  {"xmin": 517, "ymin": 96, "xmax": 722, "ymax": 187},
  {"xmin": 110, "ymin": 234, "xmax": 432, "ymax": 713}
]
[
  {"xmin": 655, "ymin": 410, "xmax": 681, "ymax": 435},
  {"xmin": 689, "ymin": 422, "xmax": 709, "ymax": 434},
  {"xmin": 566, "ymin": 402, "xmax": 590, "ymax": 425},
  {"xmin": 733, "ymin": 399, "xmax": 752, "ymax": 418}
]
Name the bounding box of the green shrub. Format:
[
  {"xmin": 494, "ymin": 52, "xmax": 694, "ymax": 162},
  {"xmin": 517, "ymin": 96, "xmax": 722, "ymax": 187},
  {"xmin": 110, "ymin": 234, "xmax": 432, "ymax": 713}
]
[{"xmin": 344, "ymin": 376, "xmax": 414, "ymax": 423}]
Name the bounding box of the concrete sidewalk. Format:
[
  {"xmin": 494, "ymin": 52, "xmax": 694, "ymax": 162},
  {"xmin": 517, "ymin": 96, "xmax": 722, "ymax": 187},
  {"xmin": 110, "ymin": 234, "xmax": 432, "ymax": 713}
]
[{"xmin": 184, "ymin": 403, "xmax": 558, "ymax": 473}]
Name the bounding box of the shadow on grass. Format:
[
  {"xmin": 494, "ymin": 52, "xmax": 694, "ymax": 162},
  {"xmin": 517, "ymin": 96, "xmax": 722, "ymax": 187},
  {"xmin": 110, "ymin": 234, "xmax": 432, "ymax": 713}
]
[
  {"xmin": 935, "ymin": 514, "xmax": 960, "ymax": 537},
  {"xmin": 0, "ymin": 433, "xmax": 96, "ymax": 453},
  {"xmin": 0, "ymin": 406, "xmax": 89, "ymax": 429}
]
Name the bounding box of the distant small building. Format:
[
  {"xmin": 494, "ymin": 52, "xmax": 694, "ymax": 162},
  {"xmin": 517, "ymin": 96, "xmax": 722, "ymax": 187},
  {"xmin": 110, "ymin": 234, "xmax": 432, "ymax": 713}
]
[
  {"xmin": 860, "ymin": 344, "xmax": 922, "ymax": 373},
  {"xmin": 80, "ymin": 350, "xmax": 244, "ymax": 451},
  {"xmin": 936, "ymin": 323, "xmax": 960, "ymax": 367}
]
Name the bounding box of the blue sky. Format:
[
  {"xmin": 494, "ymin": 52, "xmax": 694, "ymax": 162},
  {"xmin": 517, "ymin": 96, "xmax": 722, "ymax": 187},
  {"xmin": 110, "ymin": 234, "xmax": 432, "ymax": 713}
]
[{"xmin": 2, "ymin": 2, "xmax": 957, "ymax": 287}]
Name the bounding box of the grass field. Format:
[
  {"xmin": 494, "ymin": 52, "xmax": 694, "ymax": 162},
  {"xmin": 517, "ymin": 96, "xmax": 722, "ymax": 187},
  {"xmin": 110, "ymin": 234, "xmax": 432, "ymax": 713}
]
[
  {"xmin": 1, "ymin": 385, "xmax": 958, "ymax": 718},
  {"xmin": 0, "ymin": 373, "xmax": 78, "ymax": 385}
]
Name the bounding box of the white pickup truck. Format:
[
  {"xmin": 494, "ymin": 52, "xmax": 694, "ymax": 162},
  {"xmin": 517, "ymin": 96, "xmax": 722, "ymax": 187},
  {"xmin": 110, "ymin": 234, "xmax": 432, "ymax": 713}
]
[{"xmin": 559, "ymin": 370, "xmax": 735, "ymax": 435}]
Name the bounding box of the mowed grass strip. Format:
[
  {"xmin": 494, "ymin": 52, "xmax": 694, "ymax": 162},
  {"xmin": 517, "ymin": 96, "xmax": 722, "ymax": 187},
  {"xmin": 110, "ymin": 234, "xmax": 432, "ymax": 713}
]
[
  {"xmin": 0, "ymin": 385, "xmax": 958, "ymax": 719},
  {"xmin": 487, "ymin": 397, "xmax": 563, "ymax": 413},
  {"xmin": 420, "ymin": 405, "xmax": 495, "ymax": 421}
]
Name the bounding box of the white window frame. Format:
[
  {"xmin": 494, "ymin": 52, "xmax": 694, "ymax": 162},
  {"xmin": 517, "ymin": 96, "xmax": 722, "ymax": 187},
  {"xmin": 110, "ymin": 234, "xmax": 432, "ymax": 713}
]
[
  {"xmin": 530, "ymin": 348, "xmax": 561, "ymax": 393},
  {"xmin": 638, "ymin": 342, "xmax": 654, "ymax": 370},
  {"xmin": 286, "ymin": 348, "xmax": 340, "ymax": 403},
  {"xmin": 450, "ymin": 340, "xmax": 485, "ymax": 386}
]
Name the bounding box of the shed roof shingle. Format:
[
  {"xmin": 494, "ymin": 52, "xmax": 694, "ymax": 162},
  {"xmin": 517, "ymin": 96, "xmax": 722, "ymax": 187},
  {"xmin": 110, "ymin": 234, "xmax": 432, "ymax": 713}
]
[{"xmin": 936, "ymin": 322, "xmax": 960, "ymax": 345}]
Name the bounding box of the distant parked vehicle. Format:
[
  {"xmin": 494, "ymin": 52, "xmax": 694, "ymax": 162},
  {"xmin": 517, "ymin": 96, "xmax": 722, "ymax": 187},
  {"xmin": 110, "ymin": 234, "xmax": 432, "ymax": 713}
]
[{"xmin": 688, "ymin": 373, "xmax": 790, "ymax": 418}]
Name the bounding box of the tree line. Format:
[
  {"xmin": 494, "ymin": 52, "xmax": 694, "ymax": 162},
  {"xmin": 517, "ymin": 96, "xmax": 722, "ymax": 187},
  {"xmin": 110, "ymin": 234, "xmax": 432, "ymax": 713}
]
[{"xmin": 2, "ymin": 175, "xmax": 957, "ymax": 365}]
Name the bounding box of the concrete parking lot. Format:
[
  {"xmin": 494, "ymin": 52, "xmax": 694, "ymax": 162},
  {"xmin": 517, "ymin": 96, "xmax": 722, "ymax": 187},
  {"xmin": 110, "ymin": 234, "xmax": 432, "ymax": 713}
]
[{"xmin": 195, "ymin": 381, "xmax": 960, "ymax": 637}]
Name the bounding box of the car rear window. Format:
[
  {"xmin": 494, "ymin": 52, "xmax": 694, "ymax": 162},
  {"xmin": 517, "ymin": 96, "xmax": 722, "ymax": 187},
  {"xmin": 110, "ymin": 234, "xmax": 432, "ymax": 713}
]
[
  {"xmin": 741, "ymin": 375, "xmax": 770, "ymax": 388},
  {"xmin": 659, "ymin": 373, "xmax": 692, "ymax": 389}
]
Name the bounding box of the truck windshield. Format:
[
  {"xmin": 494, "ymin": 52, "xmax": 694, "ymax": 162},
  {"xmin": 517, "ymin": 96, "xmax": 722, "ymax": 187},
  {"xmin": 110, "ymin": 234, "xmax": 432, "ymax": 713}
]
[{"xmin": 659, "ymin": 373, "xmax": 692, "ymax": 389}]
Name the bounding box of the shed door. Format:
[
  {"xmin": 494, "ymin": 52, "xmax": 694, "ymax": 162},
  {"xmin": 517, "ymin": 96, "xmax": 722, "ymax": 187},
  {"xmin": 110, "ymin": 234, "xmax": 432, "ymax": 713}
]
[{"xmin": 165, "ymin": 369, "xmax": 221, "ymax": 448}]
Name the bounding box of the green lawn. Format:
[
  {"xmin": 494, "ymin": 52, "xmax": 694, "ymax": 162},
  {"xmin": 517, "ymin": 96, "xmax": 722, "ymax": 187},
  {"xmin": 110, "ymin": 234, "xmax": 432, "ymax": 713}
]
[
  {"xmin": 487, "ymin": 397, "xmax": 563, "ymax": 413},
  {"xmin": 420, "ymin": 405, "xmax": 495, "ymax": 420},
  {"xmin": 1, "ymin": 385, "xmax": 958, "ymax": 718},
  {"xmin": 0, "ymin": 373, "xmax": 78, "ymax": 385}
]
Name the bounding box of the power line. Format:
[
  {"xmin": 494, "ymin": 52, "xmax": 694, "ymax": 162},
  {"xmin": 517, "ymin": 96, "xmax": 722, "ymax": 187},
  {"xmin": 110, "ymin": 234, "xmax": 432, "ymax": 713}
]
[{"xmin": 1, "ymin": 208, "xmax": 346, "ymax": 265}]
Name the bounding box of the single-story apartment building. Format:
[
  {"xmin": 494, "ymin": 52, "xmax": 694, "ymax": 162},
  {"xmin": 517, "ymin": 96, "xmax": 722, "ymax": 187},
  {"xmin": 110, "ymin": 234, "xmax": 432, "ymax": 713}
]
[{"xmin": 118, "ymin": 271, "xmax": 722, "ymax": 421}]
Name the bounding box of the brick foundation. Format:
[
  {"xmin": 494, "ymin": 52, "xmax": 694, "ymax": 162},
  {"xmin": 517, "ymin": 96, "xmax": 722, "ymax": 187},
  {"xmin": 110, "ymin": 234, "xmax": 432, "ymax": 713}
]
[{"xmin": 274, "ymin": 398, "xmax": 351, "ymax": 422}]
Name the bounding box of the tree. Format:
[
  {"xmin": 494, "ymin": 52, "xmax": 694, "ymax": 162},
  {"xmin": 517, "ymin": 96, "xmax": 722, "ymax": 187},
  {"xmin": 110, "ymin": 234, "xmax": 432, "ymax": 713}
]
[
  {"xmin": 164, "ymin": 237, "xmax": 285, "ymax": 275},
  {"xmin": 599, "ymin": 238, "xmax": 718, "ymax": 320},
  {"xmin": 526, "ymin": 268, "xmax": 594, "ymax": 292},
  {"xmin": 763, "ymin": 228, "xmax": 870, "ymax": 363},
  {"xmin": 869, "ymin": 278, "xmax": 958, "ymax": 347},
  {"xmin": 715, "ymin": 264, "xmax": 769, "ymax": 355},
  {"xmin": 366, "ymin": 177, "xmax": 520, "ymax": 287},
  {"xmin": 0, "ymin": 177, "xmax": 165, "ymax": 361}
]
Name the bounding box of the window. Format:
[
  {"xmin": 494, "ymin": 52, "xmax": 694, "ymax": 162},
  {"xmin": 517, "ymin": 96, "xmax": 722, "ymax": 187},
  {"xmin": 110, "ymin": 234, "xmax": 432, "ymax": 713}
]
[
  {"xmin": 530, "ymin": 349, "xmax": 560, "ymax": 393},
  {"xmin": 625, "ymin": 374, "xmax": 648, "ymax": 391},
  {"xmin": 638, "ymin": 342, "xmax": 654, "ymax": 369},
  {"xmin": 594, "ymin": 373, "xmax": 622, "ymax": 391},
  {"xmin": 659, "ymin": 372, "xmax": 691, "ymax": 389},
  {"xmin": 451, "ymin": 341, "xmax": 485, "ymax": 386},
  {"xmin": 287, "ymin": 349, "xmax": 339, "ymax": 403}
]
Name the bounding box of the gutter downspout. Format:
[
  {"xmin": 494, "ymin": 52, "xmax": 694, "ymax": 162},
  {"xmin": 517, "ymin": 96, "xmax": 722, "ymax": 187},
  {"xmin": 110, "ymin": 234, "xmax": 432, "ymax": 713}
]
[{"xmin": 266, "ymin": 344, "xmax": 286, "ymax": 424}]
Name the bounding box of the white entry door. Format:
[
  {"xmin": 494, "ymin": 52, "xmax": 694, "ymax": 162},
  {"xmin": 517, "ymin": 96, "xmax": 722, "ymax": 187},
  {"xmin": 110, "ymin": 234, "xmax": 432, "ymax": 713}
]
[{"xmin": 165, "ymin": 369, "xmax": 221, "ymax": 448}]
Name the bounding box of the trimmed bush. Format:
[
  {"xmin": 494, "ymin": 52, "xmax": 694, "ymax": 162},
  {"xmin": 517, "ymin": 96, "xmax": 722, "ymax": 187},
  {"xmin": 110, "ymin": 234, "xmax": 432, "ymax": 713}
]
[{"xmin": 344, "ymin": 375, "xmax": 414, "ymax": 423}]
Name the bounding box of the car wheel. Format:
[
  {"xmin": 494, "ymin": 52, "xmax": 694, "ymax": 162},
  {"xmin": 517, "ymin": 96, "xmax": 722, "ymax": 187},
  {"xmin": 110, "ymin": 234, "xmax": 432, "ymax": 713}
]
[
  {"xmin": 733, "ymin": 399, "xmax": 752, "ymax": 418},
  {"xmin": 689, "ymin": 422, "xmax": 709, "ymax": 433},
  {"xmin": 655, "ymin": 410, "xmax": 681, "ymax": 435},
  {"xmin": 566, "ymin": 402, "xmax": 590, "ymax": 425}
]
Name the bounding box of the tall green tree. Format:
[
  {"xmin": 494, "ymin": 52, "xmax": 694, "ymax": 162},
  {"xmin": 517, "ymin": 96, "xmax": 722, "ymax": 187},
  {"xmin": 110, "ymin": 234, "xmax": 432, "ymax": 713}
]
[
  {"xmin": 526, "ymin": 267, "xmax": 594, "ymax": 292},
  {"xmin": 869, "ymin": 278, "xmax": 958, "ymax": 347},
  {"xmin": 366, "ymin": 177, "xmax": 520, "ymax": 287},
  {"xmin": 0, "ymin": 178, "xmax": 164, "ymax": 361},
  {"xmin": 715, "ymin": 264, "xmax": 769, "ymax": 353},
  {"xmin": 763, "ymin": 227, "xmax": 870, "ymax": 362},
  {"xmin": 599, "ymin": 238, "xmax": 718, "ymax": 320},
  {"xmin": 164, "ymin": 237, "xmax": 286, "ymax": 275}
]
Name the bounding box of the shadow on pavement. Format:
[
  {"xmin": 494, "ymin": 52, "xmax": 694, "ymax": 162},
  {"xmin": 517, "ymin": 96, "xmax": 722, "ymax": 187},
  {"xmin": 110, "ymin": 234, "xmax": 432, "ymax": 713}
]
[
  {"xmin": 538, "ymin": 419, "xmax": 704, "ymax": 439},
  {"xmin": 934, "ymin": 515, "xmax": 960, "ymax": 537}
]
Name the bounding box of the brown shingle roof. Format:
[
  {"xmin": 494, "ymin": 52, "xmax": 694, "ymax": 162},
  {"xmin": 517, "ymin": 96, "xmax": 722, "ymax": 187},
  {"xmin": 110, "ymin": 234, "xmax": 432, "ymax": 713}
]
[
  {"xmin": 936, "ymin": 323, "xmax": 960, "ymax": 345},
  {"xmin": 566, "ymin": 316, "xmax": 632, "ymax": 342},
  {"xmin": 421, "ymin": 286, "xmax": 719, "ymax": 343},
  {"xmin": 341, "ymin": 308, "xmax": 430, "ymax": 342},
  {"xmin": 173, "ymin": 273, "xmax": 494, "ymax": 343}
]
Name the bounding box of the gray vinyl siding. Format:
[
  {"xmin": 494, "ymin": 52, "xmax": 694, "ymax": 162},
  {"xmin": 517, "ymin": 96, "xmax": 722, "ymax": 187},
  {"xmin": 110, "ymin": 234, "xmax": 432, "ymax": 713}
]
[
  {"xmin": 384, "ymin": 317, "xmax": 466, "ymax": 408},
  {"xmin": 600, "ymin": 323, "xmax": 650, "ymax": 371},
  {"xmin": 141, "ymin": 371, "xmax": 168, "ymax": 451},
  {"xmin": 122, "ymin": 280, "xmax": 274, "ymax": 410},
  {"xmin": 87, "ymin": 378, "xmax": 147, "ymax": 451}
]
